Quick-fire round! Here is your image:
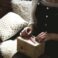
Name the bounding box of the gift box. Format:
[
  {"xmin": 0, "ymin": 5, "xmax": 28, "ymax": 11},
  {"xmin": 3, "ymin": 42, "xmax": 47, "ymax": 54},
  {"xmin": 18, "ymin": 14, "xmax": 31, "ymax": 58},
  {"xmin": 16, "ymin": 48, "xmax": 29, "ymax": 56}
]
[{"xmin": 17, "ymin": 37, "xmax": 45, "ymax": 58}]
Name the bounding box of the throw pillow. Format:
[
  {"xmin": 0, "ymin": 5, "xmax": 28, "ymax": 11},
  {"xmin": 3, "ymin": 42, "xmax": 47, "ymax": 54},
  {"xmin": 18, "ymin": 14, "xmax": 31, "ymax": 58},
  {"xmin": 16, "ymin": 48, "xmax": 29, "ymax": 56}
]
[{"xmin": 0, "ymin": 12, "xmax": 28, "ymax": 41}]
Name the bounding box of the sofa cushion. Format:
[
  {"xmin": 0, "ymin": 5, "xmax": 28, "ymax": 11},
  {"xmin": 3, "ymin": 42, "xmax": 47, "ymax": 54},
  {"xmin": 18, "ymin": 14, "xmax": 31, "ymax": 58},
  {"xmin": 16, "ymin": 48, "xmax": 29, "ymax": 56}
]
[
  {"xmin": 0, "ymin": 12, "xmax": 28, "ymax": 41},
  {"xmin": 0, "ymin": 39, "xmax": 17, "ymax": 58},
  {"xmin": 11, "ymin": 1, "xmax": 32, "ymax": 22}
]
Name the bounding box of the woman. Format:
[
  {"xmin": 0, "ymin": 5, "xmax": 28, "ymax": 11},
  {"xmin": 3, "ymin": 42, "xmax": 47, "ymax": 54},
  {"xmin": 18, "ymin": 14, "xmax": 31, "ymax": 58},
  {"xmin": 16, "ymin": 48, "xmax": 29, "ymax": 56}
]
[{"xmin": 21, "ymin": 0, "xmax": 58, "ymax": 58}]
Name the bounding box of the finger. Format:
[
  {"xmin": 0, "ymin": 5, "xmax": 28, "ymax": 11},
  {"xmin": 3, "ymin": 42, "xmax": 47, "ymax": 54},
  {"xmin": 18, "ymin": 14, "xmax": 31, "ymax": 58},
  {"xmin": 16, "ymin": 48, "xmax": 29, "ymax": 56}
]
[
  {"xmin": 38, "ymin": 32, "xmax": 46, "ymax": 36},
  {"xmin": 30, "ymin": 36, "xmax": 36, "ymax": 43},
  {"xmin": 39, "ymin": 33, "xmax": 46, "ymax": 37},
  {"xmin": 27, "ymin": 29, "xmax": 32, "ymax": 35},
  {"xmin": 24, "ymin": 27, "xmax": 31, "ymax": 30},
  {"xmin": 38, "ymin": 34, "xmax": 46, "ymax": 38},
  {"xmin": 39, "ymin": 36, "xmax": 46, "ymax": 39}
]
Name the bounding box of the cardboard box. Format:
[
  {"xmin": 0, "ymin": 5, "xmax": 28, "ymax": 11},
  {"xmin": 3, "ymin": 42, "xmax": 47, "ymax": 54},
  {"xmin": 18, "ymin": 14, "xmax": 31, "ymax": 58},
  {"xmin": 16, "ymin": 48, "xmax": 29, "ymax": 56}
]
[{"xmin": 17, "ymin": 37, "xmax": 45, "ymax": 58}]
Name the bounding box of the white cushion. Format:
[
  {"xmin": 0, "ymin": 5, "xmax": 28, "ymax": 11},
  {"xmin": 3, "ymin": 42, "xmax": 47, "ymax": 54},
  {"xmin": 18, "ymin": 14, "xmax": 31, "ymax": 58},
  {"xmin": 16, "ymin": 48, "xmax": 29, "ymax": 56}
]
[
  {"xmin": 11, "ymin": 1, "xmax": 32, "ymax": 22},
  {"xmin": 0, "ymin": 12, "xmax": 28, "ymax": 41},
  {"xmin": 0, "ymin": 39, "xmax": 17, "ymax": 58}
]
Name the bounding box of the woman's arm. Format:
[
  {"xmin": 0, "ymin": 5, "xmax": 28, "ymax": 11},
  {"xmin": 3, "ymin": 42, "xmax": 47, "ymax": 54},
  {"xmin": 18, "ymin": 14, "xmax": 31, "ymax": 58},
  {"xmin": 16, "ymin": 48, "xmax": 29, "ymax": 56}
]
[
  {"xmin": 47, "ymin": 33, "xmax": 58, "ymax": 41},
  {"xmin": 32, "ymin": 0, "xmax": 38, "ymax": 22},
  {"xmin": 27, "ymin": 0, "xmax": 39, "ymax": 29},
  {"xmin": 32, "ymin": 0, "xmax": 38, "ymax": 12},
  {"xmin": 27, "ymin": 0, "xmax": 39, "ymax": 32}
]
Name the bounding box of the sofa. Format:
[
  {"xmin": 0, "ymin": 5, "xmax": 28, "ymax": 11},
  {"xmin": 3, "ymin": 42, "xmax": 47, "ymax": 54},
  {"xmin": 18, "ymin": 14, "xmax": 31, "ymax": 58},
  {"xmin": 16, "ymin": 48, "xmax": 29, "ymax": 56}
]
[
  {"xmin": 0, "ymin": 0, "xmax": 50, "ymax": 58},
  {"xmin": 0, "ymin": 0, "xmax": 32, "ymax": 58}
]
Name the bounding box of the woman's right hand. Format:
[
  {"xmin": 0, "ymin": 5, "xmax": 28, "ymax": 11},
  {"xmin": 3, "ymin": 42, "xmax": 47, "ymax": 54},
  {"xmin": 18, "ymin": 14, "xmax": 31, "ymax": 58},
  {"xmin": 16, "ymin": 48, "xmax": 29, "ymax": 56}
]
[{"xmin": 20, "ymin": 27, "xmax": 32, "ymax": 38}]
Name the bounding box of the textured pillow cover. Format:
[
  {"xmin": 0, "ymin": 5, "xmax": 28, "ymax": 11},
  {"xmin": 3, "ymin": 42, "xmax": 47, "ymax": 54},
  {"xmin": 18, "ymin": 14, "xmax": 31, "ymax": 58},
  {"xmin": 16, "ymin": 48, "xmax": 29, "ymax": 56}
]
[
  {"xmin": 11, "ymin": 1, "xmax": 32, "ymax": 22},
  {"xmin": 0, "ymin": 39, "xmax": 17, "ymax": 58},
  {"xmin": 0, "ymin": 12, "xmax": 28, "ymax": 41}
]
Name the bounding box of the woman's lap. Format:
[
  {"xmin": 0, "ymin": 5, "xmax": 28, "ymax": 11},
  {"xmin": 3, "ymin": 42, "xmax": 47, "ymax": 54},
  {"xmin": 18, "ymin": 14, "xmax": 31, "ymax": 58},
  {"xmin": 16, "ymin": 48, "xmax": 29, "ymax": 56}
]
[{"xmin": 45, "ymin": 40, "xmax": 58, "ymax": 57}]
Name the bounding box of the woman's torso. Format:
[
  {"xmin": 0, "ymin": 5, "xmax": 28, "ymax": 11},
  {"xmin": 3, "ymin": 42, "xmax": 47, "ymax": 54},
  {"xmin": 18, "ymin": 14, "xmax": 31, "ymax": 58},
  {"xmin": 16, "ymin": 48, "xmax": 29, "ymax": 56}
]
[
  {"xmin": 34, "ymin": 0, "xmax": 58, "ymax": 35},
  {"xmin": 34, "ymin": 0, "xmax": 58, "ymax": 57}
]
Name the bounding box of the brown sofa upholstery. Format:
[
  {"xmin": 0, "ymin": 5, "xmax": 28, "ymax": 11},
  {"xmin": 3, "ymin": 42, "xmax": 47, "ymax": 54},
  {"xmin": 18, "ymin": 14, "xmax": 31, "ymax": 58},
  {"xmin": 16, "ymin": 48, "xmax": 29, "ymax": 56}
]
[{"xmin": 0, "ymin": 0, "xmax": 13, "ymax": 18}]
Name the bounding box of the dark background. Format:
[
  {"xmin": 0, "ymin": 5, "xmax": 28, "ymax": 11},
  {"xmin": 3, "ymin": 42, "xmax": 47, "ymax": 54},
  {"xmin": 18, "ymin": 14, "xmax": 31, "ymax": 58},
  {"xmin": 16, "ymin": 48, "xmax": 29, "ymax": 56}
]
[{"xmin": 0, "ymin": 0, "xmax": 13, "ymax": 18}]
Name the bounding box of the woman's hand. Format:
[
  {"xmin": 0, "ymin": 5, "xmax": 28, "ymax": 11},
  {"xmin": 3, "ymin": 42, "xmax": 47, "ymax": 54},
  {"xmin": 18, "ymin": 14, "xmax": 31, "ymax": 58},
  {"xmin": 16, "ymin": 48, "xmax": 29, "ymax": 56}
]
[
  {"xmin": 36, "ymin": 32, "xmax": 47, "ymax": 43},
  {"xmin": 20, "ymin": 27, "xmax": 32, "ymax": 39}
]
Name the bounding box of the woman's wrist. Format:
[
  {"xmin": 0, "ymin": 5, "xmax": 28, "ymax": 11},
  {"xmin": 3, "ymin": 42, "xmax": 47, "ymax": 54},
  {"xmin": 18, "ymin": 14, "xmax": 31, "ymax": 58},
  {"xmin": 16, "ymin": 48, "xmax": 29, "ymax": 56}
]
[{"xmin": 28, "ymin": 23, "xmax": 34, "ymax": 29}]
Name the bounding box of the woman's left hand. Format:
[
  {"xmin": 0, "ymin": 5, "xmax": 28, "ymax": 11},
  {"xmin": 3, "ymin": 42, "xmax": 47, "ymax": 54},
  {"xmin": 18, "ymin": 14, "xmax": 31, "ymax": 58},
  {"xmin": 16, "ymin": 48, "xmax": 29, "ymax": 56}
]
[{"xmin": 36, "ymin": 32, "xmax": 47, "ymax": 43}]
